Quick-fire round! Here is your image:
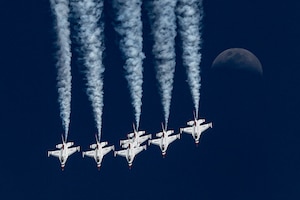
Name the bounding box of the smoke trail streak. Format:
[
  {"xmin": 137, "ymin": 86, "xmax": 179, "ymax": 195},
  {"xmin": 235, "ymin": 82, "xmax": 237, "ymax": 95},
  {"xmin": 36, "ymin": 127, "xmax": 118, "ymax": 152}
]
[
  {"xmin": 148, "ymin": 0, "xmax": 177, "ymax": 127},
  {"xmin": 50, "ymin": 0, "xmax": 72, "ymax": 140},
  {"xmin": 113, "ymin": 0, "xmax": 145, "ymax": 130},
  {"xmin": 177, "ymin": 0, "xmax": 204, "ymax": 117},
  {"xmin": 72, "ymin": 0, "xmax": 105, "ymax": 140}
]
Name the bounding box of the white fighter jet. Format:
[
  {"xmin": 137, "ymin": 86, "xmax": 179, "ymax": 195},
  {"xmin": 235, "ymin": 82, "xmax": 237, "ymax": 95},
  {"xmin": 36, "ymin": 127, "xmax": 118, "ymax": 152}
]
[
  {"xmin": 180, "ymin": 112, "xmax": 213, "ymax": 146},
  {"xmin": 82, "ymin": 134, "xmax": 115, "ymax": 170},
  {"xmin": 114, "ymin": 142, "xmax": 147, "ymax": 169},
  {"xmin": 47, "ymin": 135, "xmax": 80, "ymax": 171},
  {"xmin": 148, "ymin": 123, "xmax": 180, "ymax": 157},
  {"xmin": 119, "ymin": 124, "xmax": 151, "ymax": 148}
]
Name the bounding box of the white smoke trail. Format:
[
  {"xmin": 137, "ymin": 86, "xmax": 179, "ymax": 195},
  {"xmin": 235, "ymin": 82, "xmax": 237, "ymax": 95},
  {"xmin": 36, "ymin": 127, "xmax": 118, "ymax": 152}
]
[
  {"xmin": 113, "ymin": 0, "xmax": 145, "ymax": 130},
  {"xmin": 148, "ymin": 0, "xmax": 177, "ymax": 127},
  {"xmin": 177, "ymin": 0, "xmax": 204, "ymax": 117},
  {"xmin": 72, "ymin": 0, "xmax": 105, "ymax": 140},
  {"xmin": 50, "ymin": 0, "xmax": 72, "ymax": 140}
]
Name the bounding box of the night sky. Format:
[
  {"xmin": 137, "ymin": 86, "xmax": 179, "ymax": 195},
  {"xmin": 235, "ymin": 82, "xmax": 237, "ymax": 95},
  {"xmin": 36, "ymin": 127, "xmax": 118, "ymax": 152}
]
[{"xmin": 1, "ymin": 0, "xmax": 300, "ymax": 199}]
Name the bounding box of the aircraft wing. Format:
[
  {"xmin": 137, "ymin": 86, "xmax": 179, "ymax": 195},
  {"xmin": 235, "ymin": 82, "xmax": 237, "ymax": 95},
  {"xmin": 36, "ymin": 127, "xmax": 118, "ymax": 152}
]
[
  {"xmin": 149, "ymin": 138, "xmax": 161, "ymax": 147},
  {"xmin": 156, "ymin": 131, "xmax": 163, "ymax": 137},
  {"xmin": 166, "ymin": 130, "xmax": 174, "ymax": 135},
  {"xmin": 197, "ymin": 119, "xmax": 205, "ymax": 124},
  {"xmin": 66, "ymin": 142, "xmax": 74, "ymax": 148},
  {"xmin": 137, "ymin": 131, "xmax": 146, "ymax": 137},
  {"xmin": 68, "ymin": 146, "xmax": 79, "ymax": 156},
  {"xmin": 121, "ymin": 139, "xmax": 138, "ymax": 148},
  {"xmin": 103, "ymin": 146, "xmax": 114, "ymax": 156},
  {"xmin": 120, "ymin": 138, "xmax": 132, "ymax": 146},
  {"xmin": 48, "ymin": 150, "xmax": 60, "ymax": 158},
  {"xmin": 83, "ymin": 150, "xmax": 95, "ymax": 158},
  {"xmin": 138, "ymin": 134, "xmax": 151, "ymax": 144},
  {"xmin": 115, "ymin": 149, "xmax": 127, "ymax": 158},
  {"xmin": 134, "ymin": 145, "xmax": 146, "ymax": 155},
  {"xmin": 199, "ymin": 123, "xmax": 212, "ymax": 132},
  {"xmin": 187, "ymin": 120, "xmax": 195, "ymax": 126},
  {"xmin": 181, "ymin": 127, "xmax": 193, "ymax": 134},
  {"xmin": 167, "ymin": 134, "xmax": 179, "ymax": 145},
  {"xmin": 127, "ymin": 132, "xmax": 135, "ymax": 138}
]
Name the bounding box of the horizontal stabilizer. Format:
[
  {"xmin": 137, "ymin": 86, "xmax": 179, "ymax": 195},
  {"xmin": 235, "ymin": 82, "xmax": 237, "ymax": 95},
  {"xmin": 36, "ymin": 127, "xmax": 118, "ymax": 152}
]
[{"xmin": 156, "ymin": 132, "xmax": 163, "ymax": 137}]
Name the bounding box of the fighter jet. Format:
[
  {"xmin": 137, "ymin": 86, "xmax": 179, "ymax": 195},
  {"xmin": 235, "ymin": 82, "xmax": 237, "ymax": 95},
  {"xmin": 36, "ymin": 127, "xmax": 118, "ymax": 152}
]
[
  {"xmin": 82, "ymin": 134, "xmax": 115, "ymax": 170},
  {"xmin": 47, "ymin": 135, "xmax": 80, "ymax": 171},
  {"xmin": 114, "ymin": 142, "xmax": 147, "ymax": 169},
  {"xmin": 119, "ymin": 124, "xmax": 151, "ymax": 148},
  {"xmin": 148, "ymin": 123, "xmax": 180, "ymax": 157},
  {"xmin": 180, "ymin": 112, "xmax": 212, "ymax": 146}
]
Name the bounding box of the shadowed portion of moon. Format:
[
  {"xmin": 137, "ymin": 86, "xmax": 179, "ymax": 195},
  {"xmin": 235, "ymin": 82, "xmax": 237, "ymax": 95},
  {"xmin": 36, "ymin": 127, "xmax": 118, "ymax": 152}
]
[
  {"xmin": 202, "ymin": 49, "xmax": 266, "ymax": 199},
  {"xmin": 208, "ymin": 48, "xmax": 264, "ymax": 128}
]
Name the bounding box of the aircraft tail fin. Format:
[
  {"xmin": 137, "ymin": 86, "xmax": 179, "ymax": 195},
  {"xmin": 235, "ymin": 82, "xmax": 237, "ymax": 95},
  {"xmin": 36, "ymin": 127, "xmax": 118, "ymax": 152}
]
[
  {"xmin": 95, "ymin": 134, "xmax": 99, "ymax": 143},
  {"xmin": 161, "ymin": 123, "xmax": 166, "ymax": 132},
  {"xmin": 193, "ymin": 110, "xmax": 198, "ymax": 121},
  {"xmin": 132, "ymin": 123, "xmax": 137, "ymax": 133},
  {"xmin": 61, "ymin": 134, "xmax": 65, "ymax": 143}
]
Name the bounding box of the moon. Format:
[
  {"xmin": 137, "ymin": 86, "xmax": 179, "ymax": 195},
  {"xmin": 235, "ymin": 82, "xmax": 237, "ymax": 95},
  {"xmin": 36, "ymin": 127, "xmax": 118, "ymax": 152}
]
[
  {"xmin": 209, "ymin": 48, "xmax": 263, "ymax": 93},
  {"xmin": 211, "ymin": 48, "xmax": 263, "ymax": 76},
  {"xmin": 208, "ymin": 48, "xmax": 264, "ymax": 127}
]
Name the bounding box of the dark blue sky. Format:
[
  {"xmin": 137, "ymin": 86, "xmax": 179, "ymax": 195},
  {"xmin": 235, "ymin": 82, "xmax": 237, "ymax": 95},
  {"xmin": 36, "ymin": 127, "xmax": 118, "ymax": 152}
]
[{"xmin": 1, "ymin": 0, "xmax": 300, "ymax": 199}]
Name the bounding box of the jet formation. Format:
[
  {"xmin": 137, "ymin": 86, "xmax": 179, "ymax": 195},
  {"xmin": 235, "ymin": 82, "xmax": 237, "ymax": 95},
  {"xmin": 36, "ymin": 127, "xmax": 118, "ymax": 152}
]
[{"xmin": 48, "ymin": 113, "xmax": 212, "ymax": 170}]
